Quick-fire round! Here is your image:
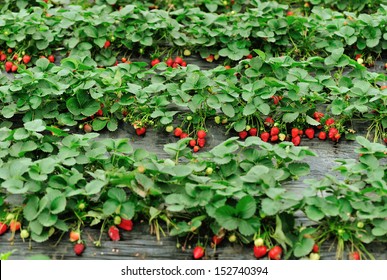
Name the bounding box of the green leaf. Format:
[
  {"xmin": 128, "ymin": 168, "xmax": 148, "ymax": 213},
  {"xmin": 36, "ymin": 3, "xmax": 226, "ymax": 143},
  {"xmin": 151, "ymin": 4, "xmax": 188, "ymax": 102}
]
[
  {"xmin": 103, "ymin": 199, "xmax": 120, "ymax": 215},
  {"xmin": 236, "ymin": 195, "xmax": 256, "ymax": 219},
  {"xmin": 214, "ymin": 205, "xmax": 238, "ymax": 230},
  {"xmin": 243, "ymin": 103, "xmax": 256, "ymax": 116},
  {"xmin": 305, "ymin": 205, "xmax": 325, "ymax": 221},
  {"xmin": 294, "ymin": 237, "xmax": 315, "ymax": 257},
  {"xmin": 50, "ymin": 195, "xmax": 66, "ymax": 215},
  {"xmin": 108, "ymin": 188, "xmax": 127, "ymax": 203},
  {"xmin": 282, "ymin": 112, "xmax": 299, "ymax": 123},
  {"xmin": 288, "ymin": 163, "xmax": 310, "ymax": 177},
  {"xmin": 35, "ymin": 58, "xmax": 50, "ymax": 71},
  {"xmin": 24, "ymin": 119, "xmax": 46, "ymax": 132},
  {"xmin": 85, "ymin": 180, "xmax": 105, "ymax": 195},
  {"xmin": 23, "ymin": 196, "xmax": 39, "ymax": 221},
  {"xmin": 222, "ymin": 103, "xmax": 235, "ymax": 118},
  {"xmin": 120, "ymin": 201, "xmax": 135, "ymax": 220},
  {"xmin": 37, "ymin": 209, "xmax": 58, "ymax": 227}
]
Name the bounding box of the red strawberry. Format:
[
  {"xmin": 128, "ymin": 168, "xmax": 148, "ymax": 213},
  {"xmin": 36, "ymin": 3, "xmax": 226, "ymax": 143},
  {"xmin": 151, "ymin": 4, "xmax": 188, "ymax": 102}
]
[
  {"xmin": 9, "ymin": 220, "xmax": 21, "ymax": 232},
  {"xmin": 83, "ymin": 124, "xmax": 92, "ymax": 133},
  {"xmin": 384, "ymin": 138, "xmax": 387, "ymax": 144},
  {"xmin": 205, "ymin": 54, "xmax": 214, "ymax": 63},
  {"xmin": 136, "ymin": 127, "xmax": 146, "ymax": 136},
  {"xmin": 7, "ymin": 48, "xmax": 12, "ymax": 54},
  {"xmin": 313, "ymin": 112, "xmax": 324, "ymax": 119},
  {"xmin": 270, "ymin": 135, "xmax": 279, "ymax": 142},
  {"xmin": 12, "ymin": 54, "xmax": 18, "ymax": 60},
  {"xmin": 318, "ymin": 131, "xmax": 327, "ymax": 140},
  {"xmin": 11, "ymin": 64, "xmax": 18, "ymax": 72},
  {"xmin": 121, "ymin": 57, "xmax": 127, "ymax": 63},
  {"xmin": 174, "ymin": 127, "xmax": 183, "ymax": 137},
  {"xmin": 181, "ymin": 61, "xmax": 187, "ymax": 67},
  {"xmin": 349, "ymin": 251, "xmax": 360, "ymax": 260},
  {"xmin": 108, "ymin": 225, "xmax": 120, "ymax": 241},
  {"xmin": 305, "ymin": 128, "xmax": 315, "ymax": 139},
  {"xmin": 69, "ymin": 230, "xmax": 80, "ymax": 242},
  {"xmin": 292, "ymin": 135, "xmax": 301, "ymax": 146},
  {"xmin": 174, "ymin": 56, "xmax": 183, "ymax": 65},
  {"xmin": 166, "ymin": 57, "xmax": 173, "ymax": 67},
  {"xmin": 74, "ymin": 243, "xmax": 85, "ymax": 256},
  {"xmin": 291, "ymin": 128, "xmax": 299, "ymax": 138},
  {"xmin": 268, "ymin": 245, "xmax": 282, "ymax": 260},
  {"xmin": 249, "ymin": 127, "xmax": 258, "ymax": 136},
  {"xmin": 264, "ymin": 117, "xmax": 274, "ymax": 126},
  {"xmin": 328, "ymin": 127, "xmax": 338, "ymax": 140},
  {"xmin": 312, "ymin": 244, "xmax": 319, "ymax": 253},
  {"xmin": 96, "ymin": 109, "xmax": 103, "ymax": 116},
  {"xmin": 172, "ymin": 62, "xmax": 179, "ymax": 68},
  {"xmin": 48, "ymin": 55, "xmax": 55, "ymax": 63},
  {"xmin": 5, "ymin": 61, "xmax": 13, "ymax": 72},
  {"xmin": 193, "ymin": 145, "xmax": 200, "ymax": 152},
  {"xmin": 246, "ymin": 54, "xmax": 253, "ymax": 59},
  {"xmin": 260, "ymin": 132, "xmax": 270, "ymax": 142},
  {"xmin": 117, "ymin": 218, "xmax": 133, "ymax": 231},
  {"xmin": 22, "ymin": 55, "xmax": 31, "ymax": 64},
  {"xmin": 197, "ymin": 130, "xmax": 206, "ymax": 139},
  {"xmin": 298, "ymin": 129, "xmax": 303, "ymax": 136},
  {"xmin": 197, "ymin": 138, "xmax": 206, "ymax": 148},
  {"xmin": 0, "ymin": 222, "xmax": 9, "ymax": 235},
  {"xmin": 212, "ymin": 235, "xmax": 224, "ymax": 246},
  {"xmin": 0, "ymin": 53, "xmax": 6, "ymax": 61},
  {"xmin": 334, "ymin": 133, "xmax": 341, "ymax": 141},
  {"xmin": 325, "ymin": 118, "xmax": 335, "ymax": 126},
  {"xmin": 270, "ymin": 126, "xmax": 280, "ymax": 136},
  {"xmin": 254, "ymin": 245, "xmax": 268, "ymax": 259},
  {"xmin": 151, "ymin": 58, "xmax": 160, "ymax": 67},
  {"xmin": 180, "ymin": 132, "xmax": 188, "ymax": 139},
  {"xmin": 239, "ymin": 130, "xmax": 248, "ymax": 139},
  {"xmin": 193, "ymin": 246, "xmax": 205, "ymax": 259},
  {"xmin": 104, "ymin": 40, "xmax": 111, "ymax": 48},
  {"xmin": 189, "ymin": 139, "xmax": 197, "ymax": 147}
]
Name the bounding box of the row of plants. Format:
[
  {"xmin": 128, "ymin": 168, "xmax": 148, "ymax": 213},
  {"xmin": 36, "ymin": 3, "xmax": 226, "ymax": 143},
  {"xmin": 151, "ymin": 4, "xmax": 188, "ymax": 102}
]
[
  {"xmin": 0, "ymin": 118, "xmax": 385, "ymax": 259},
  {"xmin": 0, "ymin": 1, "xmax": 386, "ymax": 65},
  {"xmin": 1, "ymin": 51, "xmax": 386, "ymax": 146},
  {"xmin": 2, "ymin": 0, "xmax": 385, "ymax": 14}
]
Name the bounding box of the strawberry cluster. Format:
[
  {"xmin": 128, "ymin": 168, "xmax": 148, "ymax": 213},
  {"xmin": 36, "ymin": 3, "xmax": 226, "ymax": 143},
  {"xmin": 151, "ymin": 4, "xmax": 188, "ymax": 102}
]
[
  {"xmin": 1, "ymin": 48, "xmax": 55, "ymax": 73},
  {"xmin": 171, "ymin": 127, "xmax": 207, "ymax": 152},
  {"xmin": 151, "ymin": 56, "xmax": 187, "ymax": 68}
]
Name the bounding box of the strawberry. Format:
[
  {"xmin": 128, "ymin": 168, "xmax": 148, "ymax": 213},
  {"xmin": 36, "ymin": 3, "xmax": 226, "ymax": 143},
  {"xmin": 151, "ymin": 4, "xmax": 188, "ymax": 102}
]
[
  {"xmin": 334, "ymin": 133, "xmax": 341, "ymax": 141},
  {"xmin": 328, "ymin": 127, "xmax": 338, "ymax": 140},
  {"xmin": 212, "ymin": 235, "xmax": 224, "ymax": 246},
  {"xmin": 172, "ymin": 62, "xmax": 179, "ymax": 68},
  {"xmin": 181, "ymin": 61, "xmax": 187, "ymax": 67},
  {"xmin": 9, "ymin": 220, "xmax": 20, "ymax": 232},
  {"xmin": 12, "ymin": 54, "xmax": 18, "ymax": 60},
  {"xmin": 205, "ymin": 54, "xmax": 214, "ymax": 63},
  {"xmin": 193, "ymin": 246, "xmax": 205, "ymax": 259},
  {"xmin": 254, "ymin": 245, "xmax": 268, "ymax": 259},
  {"xmin": 0, "ymin": 53, "xmax": 6, "ymax": 61},
  {"xmin": 151, "ymin": 58, "xmax": 160, "ymax": 67},
  {"xmin": 312, "ymin": 244, "xmax": 319, "ymax": 253},
  {"xmin": 264, "ymin": 117, "xmax": 274, "ymax": 127},
  {"xmin": 179, "ymin": 132, "xmax": 188, "ymax": 139},
  {"xmin": 270, "ymin": 135, "xmax": 279, "ymax": 142},
  {"xmin": 189, "ymin": 139, "xmax": 197, "ymax": 147},
  {"xmin": 0, "ymin": 222, "xmax": 8, "ymax": 235},
  {"xmin": 286, "ymin": 10, "xmax": 294, "ymax": 16},
  {"xmin": 292, "ymin": 135, "xmax": 301, "ymax": 146},
  {"xmin": 108, "ymin": 225, "xmax": 120, "ymax": 241},
  {"xmin": 117, "ymin": 218, "xmax": 133, "ymax": 231},
  {"xmin": 245, "ymin": 54, "xmax": 253, "ymax": 59},
  {"xmin": 239, "ymin": 130, "xmax": 248, "ymax": 139},
  {"xmin": 268, "ymin": 245, "xmax": 282, "ymax": 260},
  {"xmin": 313, "ymin": 112, "xmax": 324, "ymax": 119},
  {"xmin": 197, "ymin": 138, "xmax": 206, "ymax": 148},
  {"xmin": 22, "ymin": 55, "xmax": 31, "ymax": 64},
  {"xmin": 48, "ymin": 55, "xmax": 55, "ymax": 63},
  {"xmin": 224, "ymin": 65, "xmax": 231, "ymax": 69},
  {"xmin": 5, "ymin": 61, "xmax": 13, "ymax": 72},
  {"xmin": 193, "ymin": 145, "xmax": 200, "ymax": 152},
  {"xmin": 96, "ymin": 109, "xmax": 103, "ymax": 116},
  {"xmin": 11, "ymin": 64, "xmax": 18, "ymax": 72},
  {"xmin": 83, "ymin": 123, "xmax": 92, "ymax": 133},
  {"xmin": 298, "ymin": 129, "xmax": 303, "ymax": 136},
  {"xmin": 7, "ymin": 48, "xmax": 12, "ymax": 54},
  {"xmin": 69, "ymin": 230, "xmax": 80, "ymax": 242},
  {"xmin": 270, "ymin": 126, "xmax": 280, "ymax": 136},
  {"xmin": 197, "ymin": 130, "xmax": 207, "ymax": 139},
  {"xmin": 166, "ymin": 57, "xmax": 173, "ymax": 67},
  {"xmin": 260, "ymin": 132, "xmax": 270, "ymax": 142},
  {"xmin": 135, "ymin": 127, "xmax": 146, "ymax": 136},
  {"xmin": 121, "ymin": 57, "xmax": 127, "ymax": 63},
  {"xmin": 318, "ymin": 131, "xmax": 326, "ymax": 140},
  {"xmin": 104, "ymin": 40, "xmax": 111, "ymax": 49},
  {"xmin": 349, "ymin": 251, "xmax": 360, "ymax": 260},
  {"xmin": 174, "ymin": 127, "xmax": 183, "ymax": 137},
  {"xmin": 74, "ymin": 243, "xmax": 85, "ymax": 256},
  {"xmin": 249, "ymin": 127, "xmax": 258, "ymax": 136},
  {"xmin": 305, "ymin": 128, "xmax": 315, "ymax": 139},
  {"xmin": 291, "ymin": 128, "xmax": 299, "ymax": 138},
  {"xmin": 325, "ymin": 118, "xmax": 335, "ymax": 126},
  {"xmin": 174, "ymin": 56, "xmax": 183, "ymax": 65},
  {"xmin": 384, "ymin": 138, "xmax": 387, "ymax": 144}
]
